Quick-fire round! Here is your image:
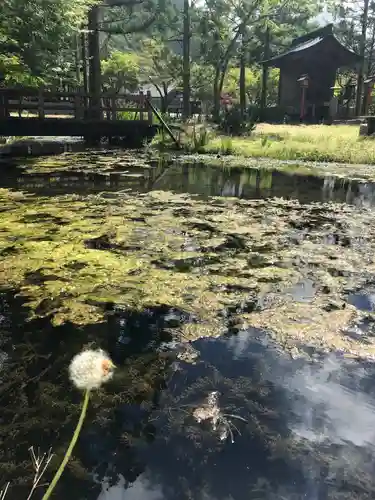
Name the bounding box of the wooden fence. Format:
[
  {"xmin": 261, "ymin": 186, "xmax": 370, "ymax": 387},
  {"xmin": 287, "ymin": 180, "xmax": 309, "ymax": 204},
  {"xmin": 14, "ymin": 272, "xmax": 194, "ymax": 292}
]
[{"xmin": 0, "ymin": 88, "xmax": 153, "ymax": 123}]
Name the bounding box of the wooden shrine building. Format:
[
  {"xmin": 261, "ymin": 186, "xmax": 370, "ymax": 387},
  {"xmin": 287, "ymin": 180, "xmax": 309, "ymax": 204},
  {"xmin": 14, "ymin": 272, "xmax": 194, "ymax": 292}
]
[{"xmin": 264, "ymin": 24, "xmax": 361, "ymax": 122}]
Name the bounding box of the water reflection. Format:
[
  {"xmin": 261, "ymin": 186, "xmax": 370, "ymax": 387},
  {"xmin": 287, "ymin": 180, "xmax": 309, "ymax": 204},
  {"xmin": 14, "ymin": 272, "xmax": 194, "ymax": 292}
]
[
  {"xmin": 2, "ymin": 290, "xmax": 375, "ymax": 499},
  {"xmin": 93, "ymin": 329, "xmax": 375, "ymax": 500},
  {"xmin": 1, "ymin": 160, "xmax": 375, "ymax": 206}
]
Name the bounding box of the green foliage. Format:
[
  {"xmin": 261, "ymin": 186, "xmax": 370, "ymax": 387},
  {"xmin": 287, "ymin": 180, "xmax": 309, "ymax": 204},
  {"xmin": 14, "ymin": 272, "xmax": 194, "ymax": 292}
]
[
  {"xmin": 219, "ymin": 136, "xmax": 234, "ymax": 154},
  {"xmin": 0, "ymin": 0, "xmax": 100, "ymax": 85},
  {"xmin": 117, "ymin": 110, "xmax": 138, "ymax": 120},
  {"xmin": 0, "ymin": 54, "xmax": 42, "ymax": 87},
  {"xmin": 100, "ymin": 0, "xmax": 180, "ymax": 53},
  {"xmin": 102, "ymin": 51, "xmax": 141, "ymax": 93},
  {"xmin": 223, "ymin": 66, "xmax": 279, "ymax": 106},
  {"xmin": 139, "ymin": 38, "xmax": 182, "ymax": 111},
  {"xmin": 190, "ymin": 63, "xmax": 216, "ymax": 101}
]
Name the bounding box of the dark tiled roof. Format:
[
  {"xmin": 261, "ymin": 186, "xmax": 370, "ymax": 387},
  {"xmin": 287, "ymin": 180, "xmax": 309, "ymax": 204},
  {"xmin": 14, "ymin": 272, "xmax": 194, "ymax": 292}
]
[{"xmin": 263, "ymin": 25, "xmax": 360, "ymax": 67}]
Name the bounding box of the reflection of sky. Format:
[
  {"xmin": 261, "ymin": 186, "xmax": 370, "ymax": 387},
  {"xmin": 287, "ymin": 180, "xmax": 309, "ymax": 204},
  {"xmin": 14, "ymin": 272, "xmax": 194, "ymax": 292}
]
[
  {"xmin": 287, "ymin": 356, "xmax": 375, "ymax": 448},
  {"xmin": 95, "ymin": 329, "xmax": 375, "ymax": 500},
  {"xmin": 226, "ymin": 328, "xmax": 258, "ymax": 359},
  {"xmin": 98, "ymin": 474, "xmax": 164, "ymax": 500}
]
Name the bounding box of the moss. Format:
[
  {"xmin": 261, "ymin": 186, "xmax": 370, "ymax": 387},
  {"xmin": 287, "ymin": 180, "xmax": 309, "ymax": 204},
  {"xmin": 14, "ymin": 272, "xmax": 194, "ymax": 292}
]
[
  {"xmin": 1, "ymin": 187, "xmax": 375, "ymax": 357},
  {"xmin": 204, "ymin": 124, "xmax": 375, "ymax": 166},
  {"xmin": 21, "ymin": 149, "xmax": 161, "ymax": 174}
]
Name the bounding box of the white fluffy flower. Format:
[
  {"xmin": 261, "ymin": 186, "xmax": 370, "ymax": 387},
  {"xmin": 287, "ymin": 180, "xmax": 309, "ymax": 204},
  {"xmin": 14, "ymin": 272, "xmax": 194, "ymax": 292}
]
[{"xmin": 69, "ymin": 349, "xmax": 115, "ymax": 390}]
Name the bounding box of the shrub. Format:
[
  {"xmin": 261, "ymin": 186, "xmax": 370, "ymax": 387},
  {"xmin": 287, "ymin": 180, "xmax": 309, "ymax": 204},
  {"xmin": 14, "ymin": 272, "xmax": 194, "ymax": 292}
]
[{"xmin": 218, "ymin": 104, "xmax": 257, "ymax": 136}]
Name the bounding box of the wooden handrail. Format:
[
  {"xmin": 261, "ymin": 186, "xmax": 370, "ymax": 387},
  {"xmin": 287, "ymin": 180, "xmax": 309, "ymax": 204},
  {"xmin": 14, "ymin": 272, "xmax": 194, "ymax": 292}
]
[
  {"xmin": 0, "ymin": 88, "xmax": 146, "ymax": 101},
  {"xmin": 0, "ymin": 88, "xmax": 154, "ymax": 124}
]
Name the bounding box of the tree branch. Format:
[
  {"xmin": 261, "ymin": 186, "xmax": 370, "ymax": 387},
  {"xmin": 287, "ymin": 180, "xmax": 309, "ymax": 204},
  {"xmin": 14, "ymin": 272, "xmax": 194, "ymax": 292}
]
[{"xmin": 99, "ymin": 12, "xmax": 158, "ymax": 34}]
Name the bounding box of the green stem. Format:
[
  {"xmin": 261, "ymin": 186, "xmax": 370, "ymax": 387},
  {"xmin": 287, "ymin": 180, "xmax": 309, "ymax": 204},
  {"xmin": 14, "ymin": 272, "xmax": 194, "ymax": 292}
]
[{"xmin": 42, "ymin": 389, "xmax": 91, "ymax": 500}]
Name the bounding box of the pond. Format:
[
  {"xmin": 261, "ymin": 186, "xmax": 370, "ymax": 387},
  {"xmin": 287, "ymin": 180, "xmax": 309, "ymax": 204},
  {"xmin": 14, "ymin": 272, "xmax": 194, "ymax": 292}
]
[{"xmin": 1, "ymin": 150, "xmax": 375, "ymax": 499}]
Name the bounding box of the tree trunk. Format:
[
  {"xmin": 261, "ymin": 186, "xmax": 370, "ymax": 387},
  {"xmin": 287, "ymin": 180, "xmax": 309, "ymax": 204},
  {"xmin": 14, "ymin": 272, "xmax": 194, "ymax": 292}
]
[
  {"xmin": 356, "ymin": 0, "xmax": 369, "ymax": 116},
  {"xmin": 213, "ymin": 66, "xmax": 221, "ymax": 122},
  {"xmin": 239, "ymin": 36, "xmax": 246, "ymax": 119},
  {"xmin": 362, "ymin": 23, "xmax": 375, "ymax": 115},
  {"xmin": 88, "ymin": 6, "xmax": 101, "ymax": 120},
  {"xmin": 260, "ymin": 25, "xmax": 270, "ymax": 119},
  {"xmin": 182, "ymin": 0, "xmax": 191, "ymax": 120},
  {"xmin": 81, "ymin": 30, "xmax": 88, "ymax": 95},
  {"xmin": 75, "ymin": 33, "xmax": 81, "ymax": 87}
]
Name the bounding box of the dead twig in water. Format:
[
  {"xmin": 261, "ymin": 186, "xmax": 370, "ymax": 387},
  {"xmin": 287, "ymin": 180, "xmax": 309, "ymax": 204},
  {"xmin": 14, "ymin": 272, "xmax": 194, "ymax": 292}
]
[{"xmin": 27, "ymin": 446, "xmax": 54, "ymax": 500}]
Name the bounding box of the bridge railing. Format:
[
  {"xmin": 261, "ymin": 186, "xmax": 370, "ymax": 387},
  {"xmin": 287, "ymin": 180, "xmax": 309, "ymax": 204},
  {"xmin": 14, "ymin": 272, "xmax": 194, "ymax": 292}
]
[{"xmin": 0, "ymin": 88, "xmax": 153, "ymax": 123}]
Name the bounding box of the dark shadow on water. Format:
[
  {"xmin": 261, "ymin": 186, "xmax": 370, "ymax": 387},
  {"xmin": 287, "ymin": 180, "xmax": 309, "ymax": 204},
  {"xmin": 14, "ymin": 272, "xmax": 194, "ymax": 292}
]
[
  {"xmin": 115, "ymin": 331, "xmax": 375, "ymax": 500},
  {"xmin": 1, "ymin": 159, "xmax": 375, "ymax": 206},
  {"xmin": 0, "ymin": 291, "xmax": 182, "ymax": 499},
  {"xmin": 2, "ymin": 290, "xmax": 375, "ymax": 499}
]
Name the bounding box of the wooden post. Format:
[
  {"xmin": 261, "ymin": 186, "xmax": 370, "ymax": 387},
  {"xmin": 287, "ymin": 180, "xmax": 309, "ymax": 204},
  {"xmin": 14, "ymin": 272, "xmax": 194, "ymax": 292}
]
[
  {"xmin": 80, "ymin": 29, "xmax": 88, "ymax": 116},
  {"xmin": 38, "ymin": 88, "xmax": 45, "ymax": 120},
  {"xmin": 74, "ymin": 94, "xmax": 83, "ymax": 120},
  {"xmin": 300, "ymin": 86, "xmax": 306, "ymax": 121},
  {"xmin": 0, "ymin": 92, "xmax": 7, "ymax": 119},
  {"xmin": 146, "ymin": 91, "xmax": 153, "ymax": 124},
  {"xmin": 139, "ymin": 90, "xmax": 144, "ymax": 121},
  {"xmin": 111, "ymin": 96, "xmax": 117, "ymax": 120},
  {"xmin": 107, "ymin": 98, "xmax": 111, "ymax": 120},
  {"xmin": 18, "ymin": 95, "xmax": 22, "ymax": 118}
]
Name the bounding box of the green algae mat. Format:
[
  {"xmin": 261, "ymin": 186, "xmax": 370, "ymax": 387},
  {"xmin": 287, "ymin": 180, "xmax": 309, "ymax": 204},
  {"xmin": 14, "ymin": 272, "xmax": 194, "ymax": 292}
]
[{"xmin": 1, "ymin": 177, "xmax": 375, "ymax": 359}]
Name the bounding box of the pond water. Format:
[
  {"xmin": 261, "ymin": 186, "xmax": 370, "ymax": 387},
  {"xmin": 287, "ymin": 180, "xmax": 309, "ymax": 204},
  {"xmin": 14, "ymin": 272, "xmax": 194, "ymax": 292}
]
[
  {"xmin": 1, "ymin": 152, "xmax": 375, "ymax": 499},
  {"xmin": 1, "ymin": 156, "xmax": 375, "ymax": 206}
]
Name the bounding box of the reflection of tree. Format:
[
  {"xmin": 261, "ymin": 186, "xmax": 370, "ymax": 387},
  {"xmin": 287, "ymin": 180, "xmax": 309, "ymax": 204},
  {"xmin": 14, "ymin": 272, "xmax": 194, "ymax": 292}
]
[
  {"xmin": 2, "ymin": 287, "xmax": 375, "ymax": 500},
  {"xmin": 0, "ymin": 292, "xmax": 176, "ymax": 499}
]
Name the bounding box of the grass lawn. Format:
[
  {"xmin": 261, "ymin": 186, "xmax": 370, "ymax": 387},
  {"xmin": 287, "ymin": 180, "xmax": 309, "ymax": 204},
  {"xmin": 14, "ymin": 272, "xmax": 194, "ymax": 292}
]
[{"xmin": 205, "ymin": 124, "xmax": 375, "ymax": 165}]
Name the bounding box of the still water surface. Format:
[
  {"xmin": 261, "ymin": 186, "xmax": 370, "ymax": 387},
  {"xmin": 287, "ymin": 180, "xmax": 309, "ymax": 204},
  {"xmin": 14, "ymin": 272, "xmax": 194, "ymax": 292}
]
[
  {"xmin": 1, "ymin": 155, "xmax": 375, "ymax": 499},
  {"xmin": 1, "ymin": 158, "xmax": 375, "ymax": 206}
]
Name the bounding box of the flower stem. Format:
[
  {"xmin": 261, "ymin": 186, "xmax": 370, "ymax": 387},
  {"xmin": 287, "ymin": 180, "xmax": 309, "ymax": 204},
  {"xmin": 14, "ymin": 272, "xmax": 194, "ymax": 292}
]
[{"xmin": 42, "ymin": 389, "xmax": 91, "ymax": 500}]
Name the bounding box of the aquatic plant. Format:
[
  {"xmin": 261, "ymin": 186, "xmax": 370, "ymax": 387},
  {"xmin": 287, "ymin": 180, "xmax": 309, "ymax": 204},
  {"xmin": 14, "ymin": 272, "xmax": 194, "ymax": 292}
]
[
  {"xmin": 42, "ymin": 349, "xmax": 115, "ymax": 500},
  {"xmin": 184, "ymin": 124, "xmax": 212, "ymax": 153},
  {"xmin": 220, "ymin": 136, "xmax": 234, "ymax": 155},
  {"xmin": 192, "ymin": 391, "xmax": 247, "ymax": 443}
]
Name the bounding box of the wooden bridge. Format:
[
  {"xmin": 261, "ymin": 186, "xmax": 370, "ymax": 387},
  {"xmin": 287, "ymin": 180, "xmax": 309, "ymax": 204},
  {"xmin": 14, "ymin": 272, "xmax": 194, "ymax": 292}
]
[{"xmin": 0, "ymin": 88, "xmax": 157, "ymax": 145}]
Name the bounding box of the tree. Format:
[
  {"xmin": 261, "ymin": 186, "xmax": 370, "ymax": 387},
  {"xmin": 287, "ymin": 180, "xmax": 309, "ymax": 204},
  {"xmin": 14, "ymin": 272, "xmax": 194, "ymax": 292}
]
[
  {"xmin": 101, "ymin": 51, "xmax": 141, "ymax": 93},
  {"xmin": 0, "ymin": 0, "xmax": 99, "ymax": 85},
  {"xmin": 190, "ymin": 63, "xmax": 215, "ymax": 101},
  {"xmin": 223, "ymin": 66, "xmax": 279, "ymax": 106},
  {"xmin": 194, "ymin": 0, "xmax": 324, "ymax": 121},
  {"xmin": 140, "ymin": 38, "xmax": 182, "ymax": 112},
  {"xmin": 98, "ymin": 0, "xmax": 180, "ymax": 53},
  {"xmin": 331, "ymin": 0, "xmax": 375, "ymax": 114}
]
